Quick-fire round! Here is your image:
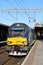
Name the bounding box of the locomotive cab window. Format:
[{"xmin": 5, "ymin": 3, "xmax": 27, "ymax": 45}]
[{"xmin": 11, "ymin": 28, "xmax": 25, "ymax": 37}]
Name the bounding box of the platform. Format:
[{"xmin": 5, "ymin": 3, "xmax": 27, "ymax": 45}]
[
  {"xmin": 0, "ymin": 41, "xmax": 6, "ymax": 43},
  {"xmin": 21, "ymin": 40, "xmax": 43, "ymax": 65},
  {"xmin": 0, "ymin": 41, "xmax": 7, "ymax": 47}
]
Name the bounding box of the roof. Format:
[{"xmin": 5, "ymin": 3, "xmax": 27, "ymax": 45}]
[
  {"xmin": 35, "ymin": 22, "xmax": 43, "ymax": 27},
  {"xmin": 0, "ymin": 23, "xmax": 9, "ymax": 27}
]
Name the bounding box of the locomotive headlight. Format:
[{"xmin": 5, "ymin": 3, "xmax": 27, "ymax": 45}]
[
  {"xmin": 7, "ymin": 41, "xmax": 10, "ymax": 44},
  {"xmin": 23, "ymin": 42, "xmax": 26, "ymax": 44},
  {"xmin": 7, "ymin": 41, "xmax": 12, "ymax": 44},
  {"xmin": 22, "ymin": 41, "xmax": 27, "ymax": 45}
]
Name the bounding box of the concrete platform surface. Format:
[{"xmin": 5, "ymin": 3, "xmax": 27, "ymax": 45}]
[
  {"xmin": 0, "ymin": 41, "xmax": 6, "ymax": 43},
  {"xmin": 21, "ymin": 40, "xmax": 43, "ymax": 65}
]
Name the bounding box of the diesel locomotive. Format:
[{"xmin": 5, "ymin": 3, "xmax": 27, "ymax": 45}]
[{"xmin": 6, "ymin": 23, "xmax": 36, "ymax": 56}]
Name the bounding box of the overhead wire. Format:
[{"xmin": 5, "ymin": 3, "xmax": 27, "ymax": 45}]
[
  {"xmin": 6, "ymin": 0, "xmax": 28, "ymax": 21},
  {"xmin": 22, "ymin": 0, "xmax": 36, "ymax": 21},
  {"xmin": 6, "ymin": 0, "xmax": 17, "ymax": 20},
  {"xmin": 14, "ymin": 0, "xmax": 33, "ymax": 22},
  {"xmin": 14, "ymin": 0, "xmax": 28, "ymax": 21},
  {"xmin": 17, "ymin": 0, "xmax": 33, "ymax": 19},
  {"xmin": 6, "ymin": 0, "xmax": 15, "ymax": 8},
  {"xmin": 6, "ymin": 0, "xmax": 34, "ymax": 21},
  {"xmin": 8, "ymin": 12, "xmax": 16, "ymax": 19}
]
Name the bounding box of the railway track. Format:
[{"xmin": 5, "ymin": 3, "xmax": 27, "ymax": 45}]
[
  {"xmin": 0, "ymin": 51, "xmax": 11, "ymax": 65},
  {"xmin": 0, "ymin": 50, "xmax": 25, "ymax": 65},
  {"xmin": 0, "ymin": 46, "xmax": 6, "ymax": 54},
  {"xmin": 0, "ymin": 46, "xmax": 6, "ymax": 50},
  {"xmin": 2, "ymin": 57, "xmax": 12, "ymax": 65},
  {"xmin": 0, "ymin": 42, "xmax": 7, "ymax": 47},
  {"xmin": 0, "ymin": 42, "xmax": 34, "ymax": 65},
  {"xmin": 2, "ymin": 56, "xmax": 25, "ymax": 65},
  {"xmin": 0, "ymin": 46, "xmax": 25, "ymax": 65},
  {"xmin": 0, "ymin": 44, "xmax": 25, "ymax": 65},
  {"xmin": 0, "ymin": 41, "xmax": 35, "ymax": 65}
]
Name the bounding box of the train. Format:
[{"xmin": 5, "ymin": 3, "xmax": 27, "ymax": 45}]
[{"xmin": 6, "ymin": 23, "xmax": 36, "ymax": 56}]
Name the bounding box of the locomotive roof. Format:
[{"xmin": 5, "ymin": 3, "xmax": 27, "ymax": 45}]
[{"xmin": 10, "ymin": 23, "xmax": 29, "ymax": 28}]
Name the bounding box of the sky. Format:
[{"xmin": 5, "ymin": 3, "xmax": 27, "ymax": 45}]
[{"xmin": 0, "ymin": 0, "xmax": 43, "ymax": 28}]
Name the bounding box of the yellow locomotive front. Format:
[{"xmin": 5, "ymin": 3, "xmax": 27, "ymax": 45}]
[
  {"xmin": 6, "ymin": 23, "xmax": 29, "ymax": 56},
  {"xmin": 7, "ymin": 37, "xmax": 27, "ymax": 46}
]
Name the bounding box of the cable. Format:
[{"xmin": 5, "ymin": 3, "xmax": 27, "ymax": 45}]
[
  {"xmin": 19, "ymin": 0, "xmax": 34, "ymax": 19},
  {"xmin": 14, "ymin": 0, "xmax": 29, "ymax": 20},
  {"xmin": 6, "ymin": 0, "xmax": 34, "ymax": 21},
  {"xmin": 21, "ymin": 0, "xmax": 36, "ymax": 21},
  {"xmin": 6, "ymin": 0, "xmax": 15, "ymax": 8},
  {"xmin": 14, "ymin": 0, "xmax": 28, "ymax": 21},
  {"xmin": 15, "ymin": 0, "xmax": 33, "ymax": 22},
  {"xmin": 15, "ymin": 0, "xmax": 20, "ymax": 8},
  {"xmin": 17, "ymin": 0, "xmax": 33, "ymax": 19},
  {"xmin": 7, "ymin": 0, "xmax": 28, "ymax": 21},
  {"xmin": 19, "ymin": 0, "xmax": 25, "ymax": 8},
  {"xmin": 6, "ymin": 0, "xmax": 17, "ymax": 20},
  {"xmin": 8, "ymin": 12, "xmax": 16, "ymax": 19},
  {"xmin": 6, "ymin": 0, "xmax": 24, "ymax": 19}
]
